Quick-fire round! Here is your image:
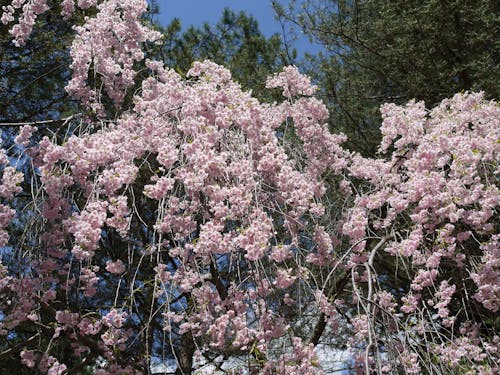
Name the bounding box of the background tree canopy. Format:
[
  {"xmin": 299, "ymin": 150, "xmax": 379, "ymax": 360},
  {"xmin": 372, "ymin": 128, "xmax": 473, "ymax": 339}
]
[
  {"xmin": 273, "ymin": 0, "xmax": 499, "ymax": 154},
  {"xmin": 158, "ymin": 8, "xmax": 292, "ymax": 101}
]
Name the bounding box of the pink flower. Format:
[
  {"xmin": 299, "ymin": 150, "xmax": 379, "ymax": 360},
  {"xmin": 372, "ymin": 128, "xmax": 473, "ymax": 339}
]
[
  {"xmin": 48, "ymin": 361, "xmax": 67, "ymax": 375},
  {"xmin": 105, "ymin": 260, "xmax": 126, "ymax": 274},
  {"xmin": 265, "ymin": 65, "xmax": 317, "ymax": 98},
  {"xmin": 20, "ymin": 350, "xmax": 37, "ymax": 368},
  {"xmin": 103, "ymin": 309, "xmax": 127, "ymax": 329},
  {"xmin": 14, "ymin": 125, "xmax": 36, "ymax": 146}
]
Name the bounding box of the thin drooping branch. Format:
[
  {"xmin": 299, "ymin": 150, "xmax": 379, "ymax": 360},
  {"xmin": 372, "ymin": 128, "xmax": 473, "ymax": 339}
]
[
  {"xmin": 0, "ymin": 114, "xmax": 79, "ymax": 126},
  {"xmin": 309, "ymin": 272, "xmax": 350, "ymax": 346}
]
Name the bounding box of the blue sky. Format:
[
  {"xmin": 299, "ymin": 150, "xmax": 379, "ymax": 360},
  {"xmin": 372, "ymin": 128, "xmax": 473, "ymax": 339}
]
[
  {"xmin": 157, "ymin": 1, "xmax": 279, "ymax": 35},
  {"xmin": 153, "ymin": 0, "xmax": 321, "ymax": 57}
]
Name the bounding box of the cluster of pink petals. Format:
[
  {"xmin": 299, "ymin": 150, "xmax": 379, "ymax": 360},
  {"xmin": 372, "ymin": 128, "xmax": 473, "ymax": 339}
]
[
  {"xmin": 0, "ymin": 53, "xmax": 344, "ymax": 372},
  {"xmin": 0, "ymin": 151, "xmax": 23, "ymax": 246},
  {"xmin": 66, "ymin": 0, "xmax": 161, "ymax": 113},
  {"xmin": 1, "ymin": 1, "xmax": 499, "ymax": 373},
  {"xmin": 266, "ymin": 65, "xmax": 317, "ymax": 98},
  {"xmin": 20, "ymin": 351, "xmax": 67, "ymax": 375},
  {"xmin": 1, "ymin": 0, "xmax": 49, "ymax": 46},
  {"xmin": 14, "ymin": 124, "xmax": 36, "ymax": 146},
  {"xmin": 2, "ymin": 0, "xmax": 161, "ymax": 113},
  {"xmin": 471, "ymin": 234, "xmax": 500, "ymax": 311},
  {"xmin": 263, "ymin": 337, "xmax": 323, "ymax": 374},
  {"xmin": 343, "ymin": 92, "xmax": 499, "ymax": 371}
]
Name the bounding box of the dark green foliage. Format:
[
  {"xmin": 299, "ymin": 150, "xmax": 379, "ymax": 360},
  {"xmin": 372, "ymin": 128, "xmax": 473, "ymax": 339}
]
[
  {"xmin": 157, "ymin": 8, "xmax": 292, "ymax": 100},
  {"xmin": 274, "ymin": 0, "xmax": 499, "ymax": 154},
  {"xmin": 0, "ymin": 1, "xmax": 75, "ymax": 123}
]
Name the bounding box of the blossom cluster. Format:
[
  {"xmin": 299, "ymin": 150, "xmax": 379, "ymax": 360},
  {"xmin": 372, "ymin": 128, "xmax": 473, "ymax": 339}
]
[
  {"xmin": 343, "ymin": 92, "xmax": 499, "ymax": 373},
  {"xmin": 0, "ymin": 0, "xmax": 498, "ymax": 374}
]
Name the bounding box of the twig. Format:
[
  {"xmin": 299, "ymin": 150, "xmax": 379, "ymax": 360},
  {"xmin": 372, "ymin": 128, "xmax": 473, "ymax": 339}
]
[{"xmin": 0, "ymin": 114, "xmax": 80, "ymax": 127}]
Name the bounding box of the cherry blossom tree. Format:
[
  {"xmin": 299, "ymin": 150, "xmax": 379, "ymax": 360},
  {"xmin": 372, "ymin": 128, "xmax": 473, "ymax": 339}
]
[
  {"xmin": 342, "ymin": 93, "xmax": 499, "ymax": 374},
  {"xmin": 0, "ymin": 1, "xmax": 498, "ymax": 374}
]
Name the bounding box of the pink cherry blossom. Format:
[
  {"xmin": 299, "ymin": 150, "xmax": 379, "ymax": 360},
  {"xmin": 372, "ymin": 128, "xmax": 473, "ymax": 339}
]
[{"xmin": 0, "ymin": 1, "xmax": 498, "ymax": 373}]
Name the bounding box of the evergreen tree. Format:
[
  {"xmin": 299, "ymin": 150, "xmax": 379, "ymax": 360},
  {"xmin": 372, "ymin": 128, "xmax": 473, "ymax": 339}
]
[
  {"xmin": 274, "ymin": 0, "xmax": 499, "ymax": 154},
  {"xmin": 158, "ymin": 8, "xmax": 292, "ymax": 100}
]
